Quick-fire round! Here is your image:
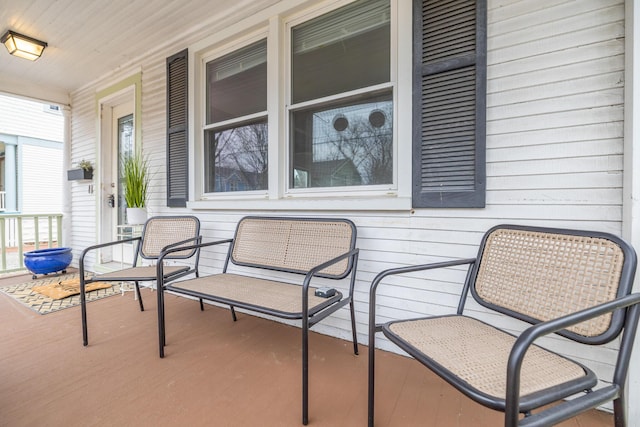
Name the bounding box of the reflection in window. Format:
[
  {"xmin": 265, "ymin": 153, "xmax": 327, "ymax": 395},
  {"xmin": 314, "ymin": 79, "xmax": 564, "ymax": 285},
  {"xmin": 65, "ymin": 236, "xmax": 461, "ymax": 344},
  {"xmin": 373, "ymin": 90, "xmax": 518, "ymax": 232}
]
[
  {"xmin": 204, "ymin": 120, "xmax": 268, "ymax": 193},
  {"xmin": 291, "ymin": 91, "xmax": 393, "ymax": 188}
]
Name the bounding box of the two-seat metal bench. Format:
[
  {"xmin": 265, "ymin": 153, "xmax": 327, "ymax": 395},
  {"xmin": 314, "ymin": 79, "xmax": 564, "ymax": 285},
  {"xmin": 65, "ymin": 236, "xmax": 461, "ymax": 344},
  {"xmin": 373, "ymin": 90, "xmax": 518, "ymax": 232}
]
[
  {"xmin": 156, "ymin": 216, "xmax": 360, "ymax": 425},
  {"xmin": 369, "ymin": 225, "xmax": 640, "ymax": 427}
]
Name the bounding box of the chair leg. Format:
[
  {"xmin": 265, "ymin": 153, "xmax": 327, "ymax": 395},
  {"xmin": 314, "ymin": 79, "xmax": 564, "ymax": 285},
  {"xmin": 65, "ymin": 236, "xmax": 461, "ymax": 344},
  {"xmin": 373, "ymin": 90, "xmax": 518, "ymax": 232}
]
[
  {"xmin": 230, "ymin": 306, "xmax": 237, "ymax": 321},
  {"xmin": 368, "ymin": 328, "xmax": 376, "ymax": 426},
  {"xmin": 302, "ymin": 318, "xmax": 309, "ymax": 425},
  {"xmin": 80, "ymin": 276, "xmax": 88, "ymax": 346},
  {"xmin": 199, "ymin": 298, "xmax": 204, "ymax": 311},
  {"xmin": 613, "ymin": 395, "xmax": 627, "ymax": 427},
  {"xmin": 349, "ymin": 298, "xmax": 359, "ymax": 355},
  {"xmin": 158, "ymin": 285, "xmax": 165, "ymax": 358},
  {"xmin": 134, "ymin": 281, "xmax": 145, "ymax": 311}
]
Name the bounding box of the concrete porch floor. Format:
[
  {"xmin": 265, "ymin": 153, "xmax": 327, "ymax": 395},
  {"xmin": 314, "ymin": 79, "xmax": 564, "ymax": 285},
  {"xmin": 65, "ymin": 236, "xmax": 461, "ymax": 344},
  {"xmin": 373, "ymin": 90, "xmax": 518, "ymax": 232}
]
[{"xmin": 0, "ymin": 272, "xmax": 614, "ymax": 426}]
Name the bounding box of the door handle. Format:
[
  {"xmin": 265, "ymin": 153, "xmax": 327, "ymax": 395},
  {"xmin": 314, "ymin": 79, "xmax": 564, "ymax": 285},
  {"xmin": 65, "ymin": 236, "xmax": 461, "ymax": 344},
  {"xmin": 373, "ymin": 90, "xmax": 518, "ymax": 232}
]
[{"xmin": 107, "ymin": 194, "xmax": 115, "ymax": 208}]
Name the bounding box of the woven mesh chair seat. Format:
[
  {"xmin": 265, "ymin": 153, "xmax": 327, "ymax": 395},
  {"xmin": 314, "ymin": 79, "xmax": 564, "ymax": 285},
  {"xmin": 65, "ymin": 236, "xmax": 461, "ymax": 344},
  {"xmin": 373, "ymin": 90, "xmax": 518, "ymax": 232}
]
[
  {"xmin": 168, "ymin": 273, "xmax": 338, "ymax": 317},
  {"xmin": 97, "ymin": 265, "xmax": 189, "ymax": 280},
  {"xmin": 386, "ymin": 316, "xmax": 590, "ymax": 402}
]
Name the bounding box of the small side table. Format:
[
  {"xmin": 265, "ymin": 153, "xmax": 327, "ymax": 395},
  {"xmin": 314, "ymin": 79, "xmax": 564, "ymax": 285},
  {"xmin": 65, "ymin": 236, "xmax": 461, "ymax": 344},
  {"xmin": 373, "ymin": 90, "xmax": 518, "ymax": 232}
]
[{"xmin": 115, "ymin": 224, "xmax": 144, "ymax": 297}]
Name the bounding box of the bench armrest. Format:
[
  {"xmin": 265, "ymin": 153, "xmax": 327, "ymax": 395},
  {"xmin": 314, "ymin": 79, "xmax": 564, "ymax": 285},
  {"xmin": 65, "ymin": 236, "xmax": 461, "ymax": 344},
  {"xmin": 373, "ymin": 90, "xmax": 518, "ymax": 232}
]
[
  {"xmin": 505, "ymin": 292, "xmax": 640, "ymax": 424},
  {"xmin": 301, "ymin": 247, "xmax": 359, "ymax": 286},
  {"xmin": 303, "ymin": 248, "xmax": 360, "ymax": 283}
]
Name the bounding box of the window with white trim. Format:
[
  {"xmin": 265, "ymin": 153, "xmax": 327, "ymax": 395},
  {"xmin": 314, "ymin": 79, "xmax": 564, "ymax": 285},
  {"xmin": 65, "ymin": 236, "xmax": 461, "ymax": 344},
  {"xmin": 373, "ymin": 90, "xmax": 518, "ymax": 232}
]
[
  {"xmin": 199, "ymin": 0, "xmax": 393, "ymax": 200},
  {"xmin": 288, "ymin": 0, "xmax": 392, "ymax": 191},
  {"xmin": 184, "ymin": 0, "xmax": 487, "ymax": 209},
  {"xmin": 203, "ymin": 39, "xmax": 268, "ymax": 194}
]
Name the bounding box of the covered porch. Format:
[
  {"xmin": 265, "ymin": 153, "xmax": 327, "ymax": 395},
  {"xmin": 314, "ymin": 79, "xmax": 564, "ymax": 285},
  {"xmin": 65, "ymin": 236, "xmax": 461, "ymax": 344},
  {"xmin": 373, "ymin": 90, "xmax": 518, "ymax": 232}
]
[
  {"xmin": 0, "ymin": 271, "xmax": 613, "ymax": 426},
  {"xmin": 2, "ymin": 0, "xmax": 640, "ymax": 425}
]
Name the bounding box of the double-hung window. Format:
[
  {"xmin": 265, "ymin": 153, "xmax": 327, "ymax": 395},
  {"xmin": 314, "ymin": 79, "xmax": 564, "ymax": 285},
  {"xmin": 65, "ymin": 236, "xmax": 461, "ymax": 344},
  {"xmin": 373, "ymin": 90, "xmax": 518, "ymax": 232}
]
[
  {"xmin": 185, "ymin": 0, "xmax": 484, "ymax": 208},
  {"xmin": 288, "ymin": 0, "xmax": 392, "ymax": 192},
  {"xmin": 203, "ymin": 39, "xmax": 268, "ymax": 194}
]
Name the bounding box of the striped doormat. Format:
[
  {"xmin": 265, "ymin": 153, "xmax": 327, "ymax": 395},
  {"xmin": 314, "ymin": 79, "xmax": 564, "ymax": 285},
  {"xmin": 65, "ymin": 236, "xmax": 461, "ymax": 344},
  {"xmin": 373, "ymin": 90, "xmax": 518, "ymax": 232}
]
[{"xmin": 0, "ymin": 272, "xmax": 120, "ymax": 315}]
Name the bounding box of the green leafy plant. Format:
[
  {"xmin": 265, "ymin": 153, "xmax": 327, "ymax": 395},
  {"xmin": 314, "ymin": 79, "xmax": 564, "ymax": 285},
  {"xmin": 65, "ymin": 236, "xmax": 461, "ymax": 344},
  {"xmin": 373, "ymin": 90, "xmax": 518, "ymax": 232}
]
[
  {"xmin": 121, "ymin": 150, "xmax": 150, "ymax": 208},
  {"xmin": 78, "ymin": 159, "xmax": 93, "ymax": 171}
]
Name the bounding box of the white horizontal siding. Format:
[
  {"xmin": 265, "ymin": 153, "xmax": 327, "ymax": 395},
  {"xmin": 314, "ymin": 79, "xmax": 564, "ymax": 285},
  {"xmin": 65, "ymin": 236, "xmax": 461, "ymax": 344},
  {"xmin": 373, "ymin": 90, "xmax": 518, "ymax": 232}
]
[
  {"xmin": 68, "ymin": 85, "xmax": 99, "ymax": 265},
  {"xmin": 0, "ymin": 94, "xmax": 64, "ymax": 142},
  {"xmin": 66, "ymin": 0, "xmax": 627, "ymax": 413},
  {"xmin": 20, "ymin": 144, "xmax": 63, "ymax": 214}
]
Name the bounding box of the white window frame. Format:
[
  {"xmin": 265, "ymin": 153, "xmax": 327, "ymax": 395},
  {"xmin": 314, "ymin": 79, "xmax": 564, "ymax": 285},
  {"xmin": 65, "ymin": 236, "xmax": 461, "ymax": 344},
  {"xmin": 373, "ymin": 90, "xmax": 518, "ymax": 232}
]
[{"xmin": 188, "ymin": 0, "xmax": 412, "ymax": 211}]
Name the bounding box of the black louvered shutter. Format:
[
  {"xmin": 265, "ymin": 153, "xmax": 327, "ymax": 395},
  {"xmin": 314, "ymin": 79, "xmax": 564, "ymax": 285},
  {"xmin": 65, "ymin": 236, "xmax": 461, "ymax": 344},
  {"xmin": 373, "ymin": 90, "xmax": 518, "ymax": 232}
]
[
  {"xmin": 412, "ymin": 0, "xmax": 486, "ymax": 208},
  {"xmin": 166, "ymin": 49, "xmax": 189, "ymax": 207}
]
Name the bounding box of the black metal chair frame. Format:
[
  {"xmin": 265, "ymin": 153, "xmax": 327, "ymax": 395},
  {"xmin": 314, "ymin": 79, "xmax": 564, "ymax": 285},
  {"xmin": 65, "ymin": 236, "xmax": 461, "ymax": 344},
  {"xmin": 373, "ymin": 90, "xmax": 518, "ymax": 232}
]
[
  {"xmin": 156, "ymin": 216, "xmax": 360, "ymax": 425},
  {"xmin": 368, "ymin": 224, "xmax": 639, "ymax": 427},
  {"xmin": 79, "ymin": 215, "xmax": 202, "ymax": 346}
]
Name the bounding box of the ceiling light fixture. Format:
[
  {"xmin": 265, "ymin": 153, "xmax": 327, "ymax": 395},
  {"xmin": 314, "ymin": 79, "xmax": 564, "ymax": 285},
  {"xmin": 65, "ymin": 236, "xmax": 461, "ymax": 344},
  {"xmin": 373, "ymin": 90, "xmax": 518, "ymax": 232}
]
[{"xmin": 1, "ymin": 30, "xmax": 48, "ymax": 61}]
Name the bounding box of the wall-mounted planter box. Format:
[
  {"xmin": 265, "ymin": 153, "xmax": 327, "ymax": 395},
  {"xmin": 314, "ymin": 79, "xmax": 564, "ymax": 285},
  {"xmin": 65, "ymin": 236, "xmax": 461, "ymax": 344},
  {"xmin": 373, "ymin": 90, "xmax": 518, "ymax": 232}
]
[{"xmin": 67, "ymin": 168, "xmax": 93, "ymax": 181}]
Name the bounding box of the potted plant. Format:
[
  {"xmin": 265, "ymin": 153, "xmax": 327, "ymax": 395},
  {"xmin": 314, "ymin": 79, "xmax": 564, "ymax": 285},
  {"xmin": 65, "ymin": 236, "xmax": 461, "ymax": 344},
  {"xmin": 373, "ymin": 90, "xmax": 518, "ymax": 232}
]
[
  {"xmin": 121, "ymin": 150, "xmax": 150, "ymax": 224},
  {"xmin": 67, "ymin": 159, "xmax": 93, "ymax": 180}
]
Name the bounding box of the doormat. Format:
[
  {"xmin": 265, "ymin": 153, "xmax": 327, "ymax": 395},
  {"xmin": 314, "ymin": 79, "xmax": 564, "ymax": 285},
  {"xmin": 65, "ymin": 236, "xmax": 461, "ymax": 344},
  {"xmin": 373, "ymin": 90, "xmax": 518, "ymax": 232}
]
[
  {"xmin": 32, "ymin": 277, "xmax": 112, "ymax": 300},
  {"xmin": 0, "ymin": 273, "xmax": 120, "ymax": 315}
]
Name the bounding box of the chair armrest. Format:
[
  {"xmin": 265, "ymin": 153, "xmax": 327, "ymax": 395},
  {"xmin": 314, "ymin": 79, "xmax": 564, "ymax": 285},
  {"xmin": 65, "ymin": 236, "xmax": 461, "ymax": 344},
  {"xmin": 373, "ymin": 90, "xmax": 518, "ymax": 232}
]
[
  {"xmin": 369, "ymin": 258, "xmax": 476, "ymax": 322},
  {"xmin": 156, "ymin": 238, "xmax": 234, "ymax": 283},
  {"xmin": 79, "ymin": 236, "xmax": 142, "ymax": 279},
  {"xmin": 159, "ymin": 235, "xmax": 203, "ymax": 255},
  {"xmin": 504, "ymin": 292, "xmax": 640, "ymax": 424}
]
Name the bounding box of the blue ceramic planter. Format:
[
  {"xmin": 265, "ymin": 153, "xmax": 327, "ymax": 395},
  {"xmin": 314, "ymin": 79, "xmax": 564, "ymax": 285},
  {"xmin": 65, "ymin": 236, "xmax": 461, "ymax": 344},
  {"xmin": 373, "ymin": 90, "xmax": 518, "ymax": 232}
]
[{"xmin": 24, "ymin": 247, "xmax": 72, "ymax": 279}]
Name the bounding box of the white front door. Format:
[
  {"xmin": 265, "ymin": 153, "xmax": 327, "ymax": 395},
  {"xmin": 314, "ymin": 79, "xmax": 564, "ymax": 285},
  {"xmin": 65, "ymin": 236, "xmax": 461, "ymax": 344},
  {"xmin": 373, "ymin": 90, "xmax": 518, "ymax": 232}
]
[
  {"xmin": 111, "ymin": 102, "xmax": 135, "ymax": 263},
  {"xmin": 98, "ymin": 93, "xmax": 136, "ymax": 266}
]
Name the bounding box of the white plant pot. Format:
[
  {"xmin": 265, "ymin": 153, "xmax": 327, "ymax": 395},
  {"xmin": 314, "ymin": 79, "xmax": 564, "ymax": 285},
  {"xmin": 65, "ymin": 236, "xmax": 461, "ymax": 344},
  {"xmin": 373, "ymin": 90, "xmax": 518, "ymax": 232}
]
[{"xmin": 126, "ymin": 207, "xmax": 147, "ymax": 225}]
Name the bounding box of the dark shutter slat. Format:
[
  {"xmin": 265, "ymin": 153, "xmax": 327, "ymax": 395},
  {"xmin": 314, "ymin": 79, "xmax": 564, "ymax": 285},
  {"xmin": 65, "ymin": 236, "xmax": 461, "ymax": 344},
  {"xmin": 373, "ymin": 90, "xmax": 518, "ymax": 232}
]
[
  {"xmin": 166, "ymin": 49, "xmax": 189, "ymax": 208},
  {"xmin": 412, "ymin": 0, "xmax": 486, "ymax": 208}
]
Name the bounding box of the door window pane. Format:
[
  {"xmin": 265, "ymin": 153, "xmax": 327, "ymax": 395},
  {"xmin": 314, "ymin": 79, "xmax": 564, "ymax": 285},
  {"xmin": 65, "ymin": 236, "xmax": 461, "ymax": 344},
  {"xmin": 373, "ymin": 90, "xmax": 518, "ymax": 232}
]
[{"xmin": 117, "ymin": 114, "xmax": 134, "ymax": 225}]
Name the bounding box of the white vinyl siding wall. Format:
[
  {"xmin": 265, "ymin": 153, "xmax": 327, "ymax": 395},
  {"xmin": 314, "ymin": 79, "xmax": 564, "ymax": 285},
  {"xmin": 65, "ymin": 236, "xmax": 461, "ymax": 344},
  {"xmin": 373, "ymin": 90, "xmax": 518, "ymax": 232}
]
[
  {"xmin": 21, "ymin": 143, "xmax": 63, "ymax": 214},
  {"xmin": 68, "ymin": 0, "xmax": 626, "ymax": 411},
  {"xmin": 68, "ymin": 86, "xmax": 101, "ymax": 264}
]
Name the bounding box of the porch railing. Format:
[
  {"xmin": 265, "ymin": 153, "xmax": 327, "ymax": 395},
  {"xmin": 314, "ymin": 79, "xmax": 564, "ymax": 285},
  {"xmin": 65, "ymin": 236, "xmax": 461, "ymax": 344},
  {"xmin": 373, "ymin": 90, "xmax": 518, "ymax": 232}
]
[{"xmin": 0, "ymin": 214, "xmax": 63, "ymax": 274}]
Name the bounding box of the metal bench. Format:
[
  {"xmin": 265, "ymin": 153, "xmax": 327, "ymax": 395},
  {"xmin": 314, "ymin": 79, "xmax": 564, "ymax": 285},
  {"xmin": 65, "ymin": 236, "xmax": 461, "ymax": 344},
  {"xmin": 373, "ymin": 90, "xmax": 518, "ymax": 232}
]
[
  {"xmin": 368, "ymin": 224, "xmax": 639, "ymax": 427},
  {"xmin": 157, "ymin": 216, "xmax": 360, "ymax": 425}
]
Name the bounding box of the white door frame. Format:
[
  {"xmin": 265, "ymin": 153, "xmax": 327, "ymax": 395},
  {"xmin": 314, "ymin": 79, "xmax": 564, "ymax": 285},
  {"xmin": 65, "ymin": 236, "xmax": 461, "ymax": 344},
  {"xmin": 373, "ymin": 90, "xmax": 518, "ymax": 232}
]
[{"xmin": 96, "ymin": 76, "xmax": 141, "ymax": 266}]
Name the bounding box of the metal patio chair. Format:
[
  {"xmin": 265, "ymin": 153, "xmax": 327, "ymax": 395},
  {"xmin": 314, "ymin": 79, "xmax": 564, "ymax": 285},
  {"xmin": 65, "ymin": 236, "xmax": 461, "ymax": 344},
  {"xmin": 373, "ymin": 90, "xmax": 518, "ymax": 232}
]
[
  {"xmin": 79, "ymin": 215, "xmax": 201, "ymax": 346},
  {"xmin": 368, "ymin": 224, "xmax": 639, "ymax": 427}
]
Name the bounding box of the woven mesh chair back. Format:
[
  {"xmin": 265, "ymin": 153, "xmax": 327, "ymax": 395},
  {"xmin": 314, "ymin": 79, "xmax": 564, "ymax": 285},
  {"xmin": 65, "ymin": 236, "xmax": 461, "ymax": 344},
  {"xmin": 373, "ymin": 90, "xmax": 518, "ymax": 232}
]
[
  {"xmin": 474, "ymin": 227, "xmax": 626, "ymax": 338},
  {"xmin": 231, "ymin": 217, "xmax": 355, "ymax": 278},
  {"xmin": 140, "ymin": 216, "xmax": 200, "ymax": 259}
]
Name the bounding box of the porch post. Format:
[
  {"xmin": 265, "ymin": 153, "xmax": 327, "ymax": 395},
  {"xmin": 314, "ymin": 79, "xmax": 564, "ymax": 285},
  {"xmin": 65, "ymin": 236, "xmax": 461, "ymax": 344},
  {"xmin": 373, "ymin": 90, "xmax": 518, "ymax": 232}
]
[
  {"xmin": 623, "ymin": 0, "xmax": 640, "ymax": 422},
  {"xmin": 61, "ymin": 105, "xmax": 72, "ymax": 248}
]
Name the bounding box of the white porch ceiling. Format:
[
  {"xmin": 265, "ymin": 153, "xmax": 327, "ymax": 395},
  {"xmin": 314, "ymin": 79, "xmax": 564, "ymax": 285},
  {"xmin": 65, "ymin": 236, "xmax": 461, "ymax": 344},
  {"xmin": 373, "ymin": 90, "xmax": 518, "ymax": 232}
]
[{"xmin": 0, "ymin": 0, "xmax": 279, "ymax": 104}]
